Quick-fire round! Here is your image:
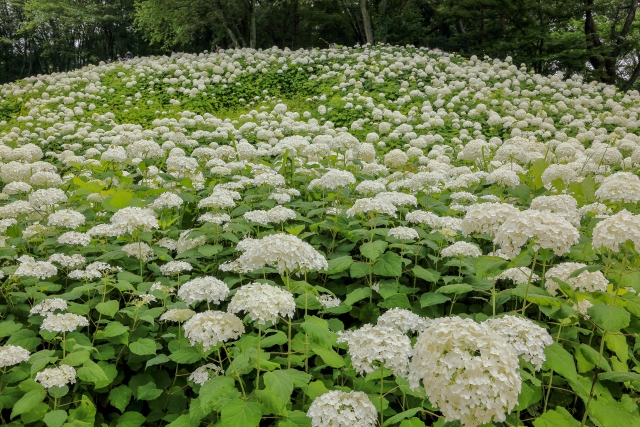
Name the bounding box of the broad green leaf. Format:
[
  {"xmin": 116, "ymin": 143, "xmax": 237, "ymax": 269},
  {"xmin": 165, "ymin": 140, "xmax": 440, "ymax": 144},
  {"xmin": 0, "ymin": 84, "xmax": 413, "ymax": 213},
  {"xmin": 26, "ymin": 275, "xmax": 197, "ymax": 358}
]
[
  {"xmin": 44, "ymin": 410, "xmax": 67, "ymax": 427},
  {"xmin": 420, "ymin": 292, "xmax": 450, "ymax": 307},
  {"xmin": 264, "ymin": 370, "xmax": 294, "ymax": 400},
  {"xmin": 598, "ymin": 371, "xmax": 640, "ymax": 382},
  {"xmin": 256, "ymin": 389, "xmax": 286, "ymax": 415},
  {"xmin": 277, "ymin": 410, "xmax": 312, "ymax": 427},
  {"xmin": 198, "ymin": 245, "xmax": 222, "ymax": 257},
  {"xmin": 96, "ymin": 300, "xmax": 120, "ymax": 317},
  {"xmin": 62, "ymin": 350, "xmax": 91, "ymax": 366},
  {"xmin": 102, "ymin": 321, "xmax": 129, "ymax": 338},
  {"xmin": 579, "ymin": 344, "xmax": 611, "ymax": 372},
  {"xmin": 200, "ymin": 376, "xmax": 239, "ymax": 412},
  {"xmin": 169, "ymin": 347, "xmax": 203, "ymax": 363},
  {"xmin": 372, "ymin": 252, "xmax": 403, "ymax": 277},
  {"xmin": 145, "ymin": 354, "xmax": 170, "ymax": 369},
  {"xmin": 136, "ymin": 382, "xmax": 163, "ymax": 400},
  {"xmin": 326, "ymin": 256, "xmax": 353, "ymax": 274},
  {"xmin": 343, "ymin": 287, "xmax": 372, "ymax": 307},
  {"xmin": 587, "ymin": 304, "xmax": 630, "ymax": 332},
  {"xmin": 311, "ymin": 346, "xmax": 345, "ymax": 368},
  {"xmin": 350, "ymin": 262, "xmax": 372, "ymax": 278},
  {"xmin": 378, "ymin": 293, "xmax": 412, "ymax": 309},
  {"xmin": 543, "ymin": 343, "xmax": 577, "ymax": 382},
  {"xmin": 11, "ymin": 389, "xmax": 46, "ymax": 419},
  {"xmin": 399, "ymin": 419, "xmax": 427, "ymax": 427},
  {"xmin": 514, "ymin": 381, "xmax": 542, "ymax": 411},
  {"xmin": 220, "ymin": 398, "xmax": 262, "ymax": 427},
  {"xmin": 281, "ymin": 369, "xmax": 312, "ymax": 387},
  {"xmin": 382, "ymin": 408, "xmax": 422, "ymax": 426},
  {"xmin": 129, "ymin": 338, "xmax": 157, "ymax": 355},
  {"xmin": 533, "ymin": 408, "xmax": 580, "ymax": 427},
  {"xmin": 436, "ymin": 283, "xmax": 473, "ymax": 294},
  {"xmin": 589, "ymin": 400, "xmax": 640, "ymax": 427},
  {"xmin": 412, "ymin": 265, "xmax": 440, "ymax": 283},
  {"xmin": 109, "ymin": 385, "xmax": 132, "ymax": 412},
  {"xmin": 116, "ymin": 412, "xmax": 146, "ymax": 427},
  {"xmin": 77, "ymin": 360, "xmax": 112, "ymax": 388},
  {"xmin": 0, "ymin": 321, "xmax": 22, "ymax": 338},
  {"xmin": 64, "ymin": 395, "xmax": 96, "ymax": 427},
  {"xmin": 360, "ymin": 240, "xmax": 388, "ymax": 261}
]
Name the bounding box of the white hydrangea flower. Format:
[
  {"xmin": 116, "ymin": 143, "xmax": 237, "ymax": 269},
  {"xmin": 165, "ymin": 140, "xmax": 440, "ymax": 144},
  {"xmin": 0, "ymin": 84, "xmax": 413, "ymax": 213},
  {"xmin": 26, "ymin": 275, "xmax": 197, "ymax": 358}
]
[
  {"xmin": 591, "ymin": 209, "xmax": 640, "ymax": 252},
  {"xmin": 160, "ymin": 309, "xmax": 196, "ymax": 323},
  {"xmin": 189, "ymin": 363, "xmax": 221, "ymax": 385},
  {"xmin": 387, "ymin": 226, "xmax": 419, "ymax": 241},
  {"xmin": 346, "ymin": 198, "xmax": 397, "ymax": 218},
  {"xmin": 47, "ymin": 209, "xmax": 86, "ymax": 229},
  {"xmin": 159, "ymin": 261, "xmax": 193, "ymax": 276},
  {"xmin": 461, "ymin": 203, "xmax": 520, "ymax": 236},
  {"xmin": 595, "ymin": 172, "xmax": 640, "ymax": 203},
  {"xmin": 317, "ymin": 294, "xmax": 341, "ymax": 309},
  {"xmin": 35, "ymin": 365, "xmax": 76, "ymax": 389},
  {"xmin": 307, "ymin": 390, "xmax": 377, "ymax": 427},
  {"xmin": 30, "ymin": 298, "xmax": 68, "ymax": 316},
  {"xmin": 220, "ymin": 233, "xmax": 328, "ymax": 275},
  {"xmin": 183, "ymin": 310, "xmax": 245, "ymax": 350},
  {"xmin": 41, "ymin": 313, "xmax": 89, "ymax": 333},
  {"xmin": 15, "ymin": 256, "xmax": 58, "ymax": 280},
  {"xmin": 441, "ymin": 241, "xmax": 482, "ymax": 258},
  {"xmin": 58, "ymin": 231, "xmax": 91, "ymax": 246},
  {"xmin": 228, "ymin": 282, "xmax": 295, "ymax": 325},
  {"xmin": 48, "ymin": 254, "xmax": 86, "ymax": 269},
  {"xmin": 121, "ymin": 242, "xmax": 155, "ymax": 261},
  {"xmin": 376, "ymin": 308, "xmax": 432, "ymax": 333},
  {"xmin": 545, "ymin": 262, "xmax": 608, "ymax": 295},
  {"xmin": 408, "ymin": 317, "xmax": 521, "ymax": 427},
  {"xmin": 491, "ymin": 267, "xmax": 539, "ymax": 285},
  {"xmin": 483, "ymin": 315, "xmax": 553, "ymax": 371},
  {"xmin": 0, "ymin": 345, "xmax": 30, "ymax": 368},
  {"xmin": 178, "ymin": 277, "xmax": 229, "ymax": 305},
  {"xmin": 110, "ymin": 207, "xmax": 159, "ymax": 235}
]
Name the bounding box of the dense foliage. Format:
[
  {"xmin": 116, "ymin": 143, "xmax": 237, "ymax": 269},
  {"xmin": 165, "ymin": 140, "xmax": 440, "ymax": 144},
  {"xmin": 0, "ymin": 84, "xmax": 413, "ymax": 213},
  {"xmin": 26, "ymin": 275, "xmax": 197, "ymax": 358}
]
[{"xmin": 1, "ymin": 45, "xmax": 640, "ymax": 427}]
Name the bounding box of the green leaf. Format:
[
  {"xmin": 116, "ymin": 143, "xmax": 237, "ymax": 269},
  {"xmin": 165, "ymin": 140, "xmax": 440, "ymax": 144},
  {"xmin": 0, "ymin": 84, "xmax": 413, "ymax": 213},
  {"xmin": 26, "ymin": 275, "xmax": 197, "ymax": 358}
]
[
  {"xmin": 514, "ymin": 381, "xmax": 542, "ymax": 411},
  {"xmin": 350, "ymin": 262, "xmax": 372, "ymax": 278},
  {"xmin": 436, "ymin": 283, "xmax": 473, "ymax": 294},
  {"xmin": 373, "ymin": 251, "xmax": 403, "ymax": 277},
  {"xmin": 0, "ymin": 321, "xmax": 22, "ymax": 338},
  {"xmin": 11, "ymin": 389, "xmax": 46, "ymax": 419},
  {"xmin": 589, "ymin": 400, "xmax": 640, "ymax": 427},
  {"xmin": 109, "ymin": 385, "xmax": 132, "ymax": 412},
  {"xmin": 311, "ymin": 346, "xmax": 345, "ymax": 367},
  {"xmin": 169, "ymin": 346, "xmax": 203, "ymax": 364},
  {"xmin": 360, "ymin": 240, "xmax": 388, "ymax": 261},
  {"xmin": 579, "ymin": 344, "xmax": 611, "ymax": 372},
  {"xmin": 412, "ymin": 265, "xmax": 440, "ymax": 283},
  {"xmin": 96, "ymin": 300, "xmax": 120, "ymax": 317},
  {"xmin": 382, "ymin": 408, "xmax": 422, "ymax": 426},
  {"xmin": 198, "ymin": 245, "xmax": 222, "ymax": 257},
  {"xmin": 264, "ymin": 370, "xmax": 294, "ymax": 400},
  {"xmin": 199, "ymin": 376, "xmax": 239, "ymax": 412},
  {"xmin": 77, "ymin": 360, "xmax": 112, "ymax": 388},
  {"xmin": 587, "ymin": 304, "xmax": 630, "ymax": 332},
  {"xmin": 44, "ymin": 410, "xmax": 67, "ymax": 427},
  {"xmin": 136, "ymin": 382, "xmax": 163, "ymax": 400},
  {"xmin": 327, "ymin": 256, "xmax": 353, "ymax": 274},
  {"xmin": 420, "ymin": 292, "xmax": 450, "ymax": 307},
  {"xmin": 62, "ymin": 350, "xmax": 91, "ymax": 366},
  {"xmin": 598, "ymin": 371, "xmax": 640, "ymax": 382},
  {"xmin": 281, "ymin": 369, "xmax": 312, "ymax": 387},
  {"xmin": 277, "ymin": 410, "xmax": 312, "ymax": 427},
  {"xmin": 399, "ymin": 419, "xmax": 426, "ymax": 427},
  {"xmin": 256, "ymin": 389, "xmax": 286, "ymax": 415},
  {"xmin": 102, "ymin": 321, "xmax": 129, "ymax": 338},
  {"xmin": 344, "ymin": 287, "xmax": 372, "ymax": 306},
  {"xmin": 64, "ymin": 395, "xmax": 96, "ymax": 427},
  {"xmin": 543, "ymin": 343, "xmax": 577, "ymax": 382},
  {"xmin": 378, "ymin": 294, "xmax": 412, "ymax": 309},
  {"xmin": 129, "ymin": 338, "xmax": 157, "ymax": 355},
  {"xmin": 145, "ymin": 354, "xmax": 170, "ymax": 369},
  {"xmin": 116, "ymin": 412, "xmax": 146, "ymax": 427},
  {"xmin": 220, "ymin": 398, "xmax": 262, "ymax": 427},
  {"xmin": 533, "ymin": 408, "xmax": 580, "ymax": 427}
]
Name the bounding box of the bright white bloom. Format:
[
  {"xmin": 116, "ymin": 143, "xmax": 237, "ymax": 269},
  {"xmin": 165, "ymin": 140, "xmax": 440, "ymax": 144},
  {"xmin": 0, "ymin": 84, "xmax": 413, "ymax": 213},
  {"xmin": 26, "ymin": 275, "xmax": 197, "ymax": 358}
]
[
  {"xmin": 220, "ymin": 233, "xmax": 328, "ymax": 275},
  {"xmin": 48, "ymin": 254, "xmax": 86, "ymax": 269},
  {"xmin": 47, "ymin": 209, "xmax": 85, "ymax": 229},
  {"xmin": 150, "ymin": 193, "xmax": 184, "ymax": 209},
  {"xmin": 545, "ymin": 262, "xmax": 608, "ymax": 295},
  {"xmin": 461, "ymin": 203, "xmax": 520, "ymax": 236},
  {"xmin": 189, "ymin": 363, "xmax": 221, "ymax": 385},
  {"xmin": 494, "ymin": 210, "xmax": 579, "ymax": 258},
  {"xmin": 595, "ymin": 172, "xmax": 640, "ymax": 203},
  {"xmin": 178, "ymin": 277, "xmax": 230, "ymax": 305},
  {"xmin": 183, "ymin": 310, "xmax": 245, "ymax": 350},
  {"xmin": 346, "ymin": 198, "xmax": 397, "ymax": 217},
  {"xmin": 317, "ymin": 294, "xmax": 341, "ymax": 309},
  {"xmin": 228, "ymin": 282, "xmax": 295, "ymax": 324},
  {"xmin": 408, "ymin": 317, "xmax": 521, "ymax": 427},
  {"xmin": 30, "ymin": 298, "xmax": 67, "ymax": 316},
  {"xmin": 591, "ymin": 209, "xmax": 640, "ymax": 252},
  {"xmin": 29, "ymin": 188, "xmax": 68, "ymax": 209},
  {"xmin": 492, "ymin": 267, "xmax": 539, "ymax": 285},
  {"xmin": 121, "ymin": 242, "xmax": 155, "ymax": 261},
  {"xmin": 307, "ymin": 390, "xmax": 377, "ymax": 427},
  {"xmin": 110, "ymin": 207, "xmax": 159, "ymax": 235},
  {"xmin": 376, "ymin": 308, "xmax": 432, "ymax": 334},
  {"xmin": 15, "ymin": 256, "xmax": 58, "ymax": 280},
  {"xmin": 384, "ymin": 149, "xmax": 408, "ymax": 168},
  {"xmin": 159, "ymin": 261, "xmax": 193, "ymax": 276},
  {"xmin": 337, "ymin": 324, "xmax": 412, "ymax": 376},
  {"xmin": 35, "ymin": 365, "xmax": 77, "ymax": 389},
  {"xmin": 308, "ymin": 169, "xmax": 356, "ymax": 191},
  {"xmin": 160, "ymin": 309, "xmax": 196, "ymax": 322},
  {"xmin": 530, "ymin": 195, "xmax": 580, "ymax": 225},
  {"xmin": 0, "ymin": 345, "xmax": 30, "ymax": 368},
  {"xmin": 41, "ymin": 313, "xmax": 89, "ymax": 333},
  {"xmin": 441, "ymin": 241, "xmax": 482, "ymax": 258},
  {"xmin": 483, "ymin": 315, "xmax": 553, "ymax": 371},
  {"xmin": 387, "ymin": 226, "xmax": 419, "ymax": 240}
]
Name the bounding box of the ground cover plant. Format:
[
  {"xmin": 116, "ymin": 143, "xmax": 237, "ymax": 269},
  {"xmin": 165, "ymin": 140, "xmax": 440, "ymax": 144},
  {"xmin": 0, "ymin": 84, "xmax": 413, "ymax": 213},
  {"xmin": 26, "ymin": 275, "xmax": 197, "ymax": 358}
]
[{"xmin": 0, "ymin": 45, "xmax": 640, "ymax": 427}]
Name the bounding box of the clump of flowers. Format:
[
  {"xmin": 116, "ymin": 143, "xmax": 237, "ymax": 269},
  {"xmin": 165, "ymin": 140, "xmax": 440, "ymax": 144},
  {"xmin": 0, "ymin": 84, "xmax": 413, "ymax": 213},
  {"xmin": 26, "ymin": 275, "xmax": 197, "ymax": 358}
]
[
  {"xmin": 183, "ymin": 311, "xmax": 245, "ymax": 349},
  {"xmin": 544, "ymin": 262, "xmax": 608, "ymax": 295},
  {"xmin": 228, "ymin": 282, "xmax": 295, "ymax": 324},
  {"xmin": 188, "ymin": 363, "xmax": 221, "ymax": 385},
  {"xmin": 41, "ymin": 313, "xmax": 89, "ymax": 333},
  {"xmin": 307, "ymin": 390, "xmax": 378, "ymax": 427},
  {"xmin": 177, "ymin": 276, "xmax": 229, "ymax": 306},
  {"xmin": 0, "ymin": 345, "xmax": 30, "ymax": 368},
  {"xmin": 35, "ymin": 365, "xmax": 77, "ymax": 389}
]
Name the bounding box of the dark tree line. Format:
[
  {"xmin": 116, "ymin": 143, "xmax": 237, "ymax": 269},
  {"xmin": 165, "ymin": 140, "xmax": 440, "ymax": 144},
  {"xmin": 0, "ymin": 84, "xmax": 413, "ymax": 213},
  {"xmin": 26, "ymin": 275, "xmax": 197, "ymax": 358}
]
[{"xmin": 2, "ymin": 0, "xmax": 640, "ymax": 90}]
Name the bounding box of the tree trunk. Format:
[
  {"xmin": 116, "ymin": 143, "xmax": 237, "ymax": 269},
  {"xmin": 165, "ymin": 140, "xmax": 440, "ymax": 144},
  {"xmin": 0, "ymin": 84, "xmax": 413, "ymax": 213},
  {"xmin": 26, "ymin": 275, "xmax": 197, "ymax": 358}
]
[
  {"xmin": 360, "ymin": 0, "xmax": 374, "ymax": 45},
  {"xmin": 249, "ymin": 0, "xmax": 257, "ymax": 49},
  {"xmin": 378, "ymin": 0, "xmax": 388, "ymax": 44},
  {"xmin": 215, "ymin": 1, "xmax": 242, "ymax": 48}
]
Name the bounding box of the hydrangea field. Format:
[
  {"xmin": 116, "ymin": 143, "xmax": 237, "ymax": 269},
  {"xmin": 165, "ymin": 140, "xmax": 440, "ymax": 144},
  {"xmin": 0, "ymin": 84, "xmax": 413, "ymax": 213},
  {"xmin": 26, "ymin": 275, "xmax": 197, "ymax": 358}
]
[{"xmin": 1, "ymin": 45, "xmax": 640, "ymax": 427}]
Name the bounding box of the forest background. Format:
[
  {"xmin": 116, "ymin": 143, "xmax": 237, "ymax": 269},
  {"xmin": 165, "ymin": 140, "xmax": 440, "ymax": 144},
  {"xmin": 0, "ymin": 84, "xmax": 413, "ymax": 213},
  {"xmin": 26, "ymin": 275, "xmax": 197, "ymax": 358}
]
[{"xmin": 1, "ymin": 0, "xmax": 640, "ymax": 91}]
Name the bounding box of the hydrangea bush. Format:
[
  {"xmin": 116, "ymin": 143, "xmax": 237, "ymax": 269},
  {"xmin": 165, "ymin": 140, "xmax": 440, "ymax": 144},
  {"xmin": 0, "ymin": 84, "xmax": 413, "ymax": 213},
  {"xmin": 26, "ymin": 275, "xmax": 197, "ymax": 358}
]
[{"xmin": 0, "ymin": 45, "xmax": 639, "ymax": 427}]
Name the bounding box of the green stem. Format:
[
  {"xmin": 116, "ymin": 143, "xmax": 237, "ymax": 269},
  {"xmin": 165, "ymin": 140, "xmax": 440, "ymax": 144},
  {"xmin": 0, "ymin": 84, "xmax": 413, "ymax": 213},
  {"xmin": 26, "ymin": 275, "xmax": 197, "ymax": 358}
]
[
  {"xmin": 521, "ymin": 250, "xmax": 539, "ymax": 315},
  {"xmin": 222, "ymin": 343, "xmax": 246, "ymax": 398},
  {"xmin": 581, "ymin": 330, "xmax": 607, "ymax": 427},
  {"xmin": 255, "ymin": 324, "xmax": 262, "ymax": 390},
  {"xmin": 543, "ymin": 325, "xmax": 563, "ymax": 412},
  {"xmin": 380, "ymin": 366, "xmax": 385, "ymax": 426}
]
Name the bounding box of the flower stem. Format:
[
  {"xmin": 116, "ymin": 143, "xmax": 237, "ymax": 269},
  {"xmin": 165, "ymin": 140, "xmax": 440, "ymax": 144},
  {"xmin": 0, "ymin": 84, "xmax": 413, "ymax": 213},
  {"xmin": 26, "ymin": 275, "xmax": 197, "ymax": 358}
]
[{"xmin": 521, "ymin": 250, "xmax": 538, "ymax": 315}]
